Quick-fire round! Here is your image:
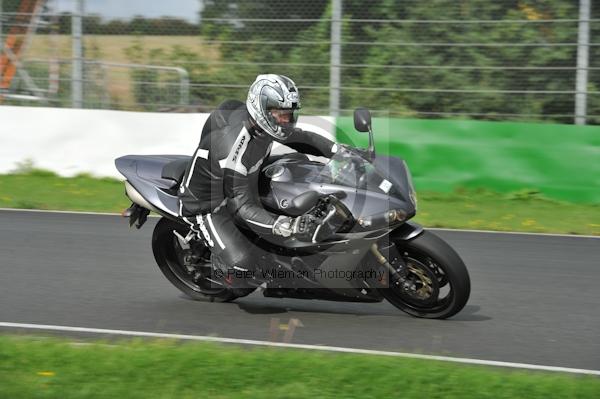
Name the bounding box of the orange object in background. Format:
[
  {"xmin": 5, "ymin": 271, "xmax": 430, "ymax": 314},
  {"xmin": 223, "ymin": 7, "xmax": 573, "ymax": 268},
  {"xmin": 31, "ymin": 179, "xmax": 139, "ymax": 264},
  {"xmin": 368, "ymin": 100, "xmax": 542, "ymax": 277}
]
[{"xmin": 0, "ymin": 0, "xmax": 44, "ymax": 92}]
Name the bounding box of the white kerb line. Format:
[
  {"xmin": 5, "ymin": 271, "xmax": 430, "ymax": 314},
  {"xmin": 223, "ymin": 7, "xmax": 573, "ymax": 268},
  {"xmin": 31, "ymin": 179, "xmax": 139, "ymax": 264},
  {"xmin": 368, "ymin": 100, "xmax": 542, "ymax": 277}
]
[{"xmin": 0, "ymin": 322, "xmax": 598, "ymax": 376}]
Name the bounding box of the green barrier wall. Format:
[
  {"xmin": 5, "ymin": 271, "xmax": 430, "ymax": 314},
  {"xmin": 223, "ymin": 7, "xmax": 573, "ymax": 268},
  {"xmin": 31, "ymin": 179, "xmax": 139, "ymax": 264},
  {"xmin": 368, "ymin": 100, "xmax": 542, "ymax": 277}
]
[{"xmin": 336, "ymin": 118, "xmax": 600, "ymax": 203}]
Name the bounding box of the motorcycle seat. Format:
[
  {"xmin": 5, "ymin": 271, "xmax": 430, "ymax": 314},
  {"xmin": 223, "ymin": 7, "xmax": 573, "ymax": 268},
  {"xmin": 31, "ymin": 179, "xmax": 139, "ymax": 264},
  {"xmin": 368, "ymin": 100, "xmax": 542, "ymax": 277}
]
[{"xmin": 161, "ymin": 158, "xmax": 189, "ymax": 183}]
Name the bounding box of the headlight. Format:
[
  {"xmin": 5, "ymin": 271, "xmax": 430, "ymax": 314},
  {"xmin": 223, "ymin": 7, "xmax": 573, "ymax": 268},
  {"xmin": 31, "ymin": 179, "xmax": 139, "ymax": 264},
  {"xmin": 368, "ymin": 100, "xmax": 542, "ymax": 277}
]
[
  {"xmin": 357, "ymin": 209, "xmax": 407, "ymax": 228},
  {"xmin": 386, "ymin": 209, "xmax": 407, "ymax": 223}
]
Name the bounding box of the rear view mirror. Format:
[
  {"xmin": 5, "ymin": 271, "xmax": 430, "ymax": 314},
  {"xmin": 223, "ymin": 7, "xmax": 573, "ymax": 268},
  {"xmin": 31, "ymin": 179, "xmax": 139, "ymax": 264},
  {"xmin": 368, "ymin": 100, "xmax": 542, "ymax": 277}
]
[{"xmin": 354, "ymin": 107, "xmax": 372, "ymax": 133}]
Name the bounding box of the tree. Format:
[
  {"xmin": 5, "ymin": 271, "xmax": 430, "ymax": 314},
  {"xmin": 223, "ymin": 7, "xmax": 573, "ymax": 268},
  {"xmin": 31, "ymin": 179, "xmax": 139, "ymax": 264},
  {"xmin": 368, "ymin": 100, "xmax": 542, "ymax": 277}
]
[
  {"xmin": 345, "ymin": 0, "xmax": 580, "ymax": 121},
  {"xmin": 124, "ymin": 0, "xmax": 596, "ymax": 123}
]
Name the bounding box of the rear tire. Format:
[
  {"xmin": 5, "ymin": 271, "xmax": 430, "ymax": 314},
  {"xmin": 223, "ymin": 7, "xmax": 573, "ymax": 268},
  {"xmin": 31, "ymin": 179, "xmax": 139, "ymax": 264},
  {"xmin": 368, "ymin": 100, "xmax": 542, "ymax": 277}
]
[
  {"xmin": 152, "ymin": 217, "xmax": 253, "ymax": 302},
  {"xmin": 379, "ymin": 230, "xmax": 470, "ymax": 319}
]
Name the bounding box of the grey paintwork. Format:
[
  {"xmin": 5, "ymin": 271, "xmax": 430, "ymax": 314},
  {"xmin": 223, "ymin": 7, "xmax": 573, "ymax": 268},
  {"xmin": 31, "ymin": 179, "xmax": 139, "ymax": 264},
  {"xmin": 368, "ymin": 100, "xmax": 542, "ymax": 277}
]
[
  {"xmin": 115, "ymin": 152, "xmax": 418, "ymax": 232},
  {"xmin": 262, "ymin": 156, "xmax": 415, "ymax": 223},
  {"xmin": 115, "ymin": 155, "xmax": 188, "ymax": 219}
]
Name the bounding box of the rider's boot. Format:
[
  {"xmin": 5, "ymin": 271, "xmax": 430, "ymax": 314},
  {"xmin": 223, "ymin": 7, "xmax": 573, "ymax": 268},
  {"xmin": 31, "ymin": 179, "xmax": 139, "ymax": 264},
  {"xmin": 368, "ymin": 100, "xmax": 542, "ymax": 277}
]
[{"xmin": 210, "ymin": 253, "xmax": 264, "ymax": 291}]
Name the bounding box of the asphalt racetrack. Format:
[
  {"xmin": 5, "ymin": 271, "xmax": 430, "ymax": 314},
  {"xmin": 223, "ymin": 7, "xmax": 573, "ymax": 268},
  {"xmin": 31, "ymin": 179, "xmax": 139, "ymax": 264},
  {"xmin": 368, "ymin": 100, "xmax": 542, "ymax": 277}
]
[{"xmin": 0, "ymin": 210, "xmax": 598, "ymax": 370}]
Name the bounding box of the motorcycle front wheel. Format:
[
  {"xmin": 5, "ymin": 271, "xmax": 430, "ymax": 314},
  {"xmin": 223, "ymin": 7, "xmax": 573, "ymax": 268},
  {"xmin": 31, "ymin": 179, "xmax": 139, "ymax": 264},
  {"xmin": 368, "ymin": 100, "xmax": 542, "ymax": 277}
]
[
  {"xmin": 152, "ymin": 217, "xmax": 253, "ymax": 302},
  {"xmin": 378, "ymin": 230, "xmax": 471, "ymax": 319}
]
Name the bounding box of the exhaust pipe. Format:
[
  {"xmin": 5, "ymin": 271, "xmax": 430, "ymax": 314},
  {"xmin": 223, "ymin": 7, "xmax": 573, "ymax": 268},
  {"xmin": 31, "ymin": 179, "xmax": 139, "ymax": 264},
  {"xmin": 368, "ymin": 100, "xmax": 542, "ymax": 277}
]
[{"xmin": 124, "ymin": 181, "xmax": 160, "ymax": 214}]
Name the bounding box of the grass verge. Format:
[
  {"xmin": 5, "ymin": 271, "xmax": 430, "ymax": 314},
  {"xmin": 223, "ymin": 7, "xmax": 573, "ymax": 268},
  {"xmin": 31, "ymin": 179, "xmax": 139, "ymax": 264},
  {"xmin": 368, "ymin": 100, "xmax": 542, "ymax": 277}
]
[
  {"xmin": 0, "ymin": 335, "xmax": 598, "ymax": 399},
  {"xmin": 414, "ymin": 188, "xmax": 600, "ymax": 236},
  {"xmin": 0, "ymin": 170, "xmax": 598, "ymax": 235}
]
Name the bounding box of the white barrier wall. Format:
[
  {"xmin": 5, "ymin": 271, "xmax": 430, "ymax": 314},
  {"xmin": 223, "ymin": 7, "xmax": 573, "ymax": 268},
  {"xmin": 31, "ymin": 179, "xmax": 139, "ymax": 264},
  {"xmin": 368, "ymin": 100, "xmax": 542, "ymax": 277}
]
[{"xmin": 0, "ymin": 106, "xmax": 334, "ymax": 179}]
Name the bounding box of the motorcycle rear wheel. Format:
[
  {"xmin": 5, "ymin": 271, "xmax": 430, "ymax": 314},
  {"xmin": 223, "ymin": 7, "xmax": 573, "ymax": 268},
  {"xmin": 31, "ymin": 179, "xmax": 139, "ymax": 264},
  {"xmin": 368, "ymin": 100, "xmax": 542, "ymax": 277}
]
[
  {"xmin": 379, "ymin": 230, "xmax": 470, "ymax": 319},
  {"xmin": 152, "ymin": 217, "xmax": 253, "ymax": 302}
]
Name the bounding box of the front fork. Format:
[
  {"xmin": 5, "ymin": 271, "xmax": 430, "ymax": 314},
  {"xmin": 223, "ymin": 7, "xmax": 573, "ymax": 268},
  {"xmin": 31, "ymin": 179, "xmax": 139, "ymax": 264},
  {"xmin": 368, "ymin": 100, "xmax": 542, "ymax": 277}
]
[
  {"xmin": 370, "ymin": 243, "xmax": 407, "ymax": 286},
  {"xmin": 368, "ymin": 221, "xmax": 424, "ymax": 284},
  {"xmin": 370, "ymin": 231, "xmax": 437, "ymax": 302}
]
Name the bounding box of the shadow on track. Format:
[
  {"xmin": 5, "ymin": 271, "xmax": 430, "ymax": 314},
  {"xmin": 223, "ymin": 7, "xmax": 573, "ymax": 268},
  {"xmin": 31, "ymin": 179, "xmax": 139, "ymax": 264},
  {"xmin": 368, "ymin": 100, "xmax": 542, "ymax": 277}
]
[{"xmin": 233, "ymin": 297, "xmax": 491, "ymax": 321}]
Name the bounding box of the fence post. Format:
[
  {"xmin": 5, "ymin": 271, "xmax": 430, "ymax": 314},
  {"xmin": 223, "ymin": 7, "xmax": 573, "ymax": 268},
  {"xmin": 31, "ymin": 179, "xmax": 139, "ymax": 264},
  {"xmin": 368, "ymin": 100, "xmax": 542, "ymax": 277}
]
[
  {"xmin": 329, "ymin": 0, "xmax": 341, "ymax": 117},
  {"xmin": 72, "ymin": 0, "xmax": 84, "ymax": 108},
  {"xmin": 177, "ymin": 67, "xmax": 190, "ymax": 106},
  {"xmin": 575, "ymin": 0, "xmax": 591, "ymax": 125}
]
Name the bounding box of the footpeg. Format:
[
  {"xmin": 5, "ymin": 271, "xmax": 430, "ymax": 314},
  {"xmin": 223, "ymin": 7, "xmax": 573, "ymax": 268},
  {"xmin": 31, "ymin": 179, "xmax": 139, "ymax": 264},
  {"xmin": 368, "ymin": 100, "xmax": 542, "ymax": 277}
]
[{"xmin": 173, "ymin": 230, "xmax": 196, "ymax": 244}]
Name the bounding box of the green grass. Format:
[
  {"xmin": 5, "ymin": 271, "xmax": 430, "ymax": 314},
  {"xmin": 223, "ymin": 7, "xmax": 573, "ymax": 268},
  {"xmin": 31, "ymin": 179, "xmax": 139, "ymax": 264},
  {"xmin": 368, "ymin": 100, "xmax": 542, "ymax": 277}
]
[
  {"xmin": 0, "ymin": 170, "xmax": 126, "ymax": 213},
  {"xmin": 0, "ymin": 170, "xmax": 598, "ymax": 235},
  {"xmin": 0, "ymin": 335, "xmax": 598, "ymax": 399},
  {"xmin": 414, "ymin": 188, "xmax": 600, "ymax": 236}
]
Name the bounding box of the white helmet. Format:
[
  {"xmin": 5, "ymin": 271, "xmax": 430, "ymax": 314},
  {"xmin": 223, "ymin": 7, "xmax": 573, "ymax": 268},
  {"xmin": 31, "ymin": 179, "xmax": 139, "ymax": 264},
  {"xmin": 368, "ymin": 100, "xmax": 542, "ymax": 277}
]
[{"xmin": 246, "ymin": 74, "xmax": 301, "ymax": 141}]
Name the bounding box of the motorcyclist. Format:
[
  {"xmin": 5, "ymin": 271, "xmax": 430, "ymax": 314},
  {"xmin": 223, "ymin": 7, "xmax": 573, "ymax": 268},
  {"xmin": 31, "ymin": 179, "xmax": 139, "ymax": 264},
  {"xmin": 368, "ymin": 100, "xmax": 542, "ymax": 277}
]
[{"xmin": 178, "ymin": 74, "xmax": 340, "ymax": 287}]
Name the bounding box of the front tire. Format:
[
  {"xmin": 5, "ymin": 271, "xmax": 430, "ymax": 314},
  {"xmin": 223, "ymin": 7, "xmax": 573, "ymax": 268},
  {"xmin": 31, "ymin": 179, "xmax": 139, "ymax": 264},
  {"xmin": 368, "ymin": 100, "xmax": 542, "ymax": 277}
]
[
  {"xmin": 379, "ymin": 230, "xmax": 471, "ymax": 319},
  {"xmin": 152, "ymin": 217, "xmax": 253, "ymax": 302}
]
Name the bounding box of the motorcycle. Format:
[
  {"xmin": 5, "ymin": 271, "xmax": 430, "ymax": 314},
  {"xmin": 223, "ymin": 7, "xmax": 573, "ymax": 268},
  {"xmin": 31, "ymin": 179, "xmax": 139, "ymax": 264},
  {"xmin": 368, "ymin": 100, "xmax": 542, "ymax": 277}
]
[{"xmin": 115, "ymin": 108, "xmax": 470, "ymax": 319}]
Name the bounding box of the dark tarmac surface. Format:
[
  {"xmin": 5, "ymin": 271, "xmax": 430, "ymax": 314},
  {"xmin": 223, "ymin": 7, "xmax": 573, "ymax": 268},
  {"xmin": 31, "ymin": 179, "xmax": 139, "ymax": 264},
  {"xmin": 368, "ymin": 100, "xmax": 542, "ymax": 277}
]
[{"xmin": 1, "ymin": 210, "xmax": 598, "ymax": 369}]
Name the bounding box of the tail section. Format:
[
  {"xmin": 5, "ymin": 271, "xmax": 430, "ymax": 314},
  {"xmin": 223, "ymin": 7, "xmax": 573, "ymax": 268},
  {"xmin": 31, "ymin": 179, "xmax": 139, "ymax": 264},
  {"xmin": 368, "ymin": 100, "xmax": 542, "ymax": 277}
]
[{"xmin": 115, "ymin": 155, "xmax": 191, "ymax": 220}]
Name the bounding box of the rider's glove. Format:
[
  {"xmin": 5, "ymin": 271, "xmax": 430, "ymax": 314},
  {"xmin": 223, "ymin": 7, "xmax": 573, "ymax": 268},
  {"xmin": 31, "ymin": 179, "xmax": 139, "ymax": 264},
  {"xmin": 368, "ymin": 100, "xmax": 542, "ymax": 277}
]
[
  {"xmin": 272, "ymin": 215, "xmax": 294, "ymax": 238},
  {"xmin": 292, "ymin": 214, "xmax": 320, "ymax": 242},
  {"xmin": 272, "ymin": 214, "xmax": 320, "ymax": 242}
]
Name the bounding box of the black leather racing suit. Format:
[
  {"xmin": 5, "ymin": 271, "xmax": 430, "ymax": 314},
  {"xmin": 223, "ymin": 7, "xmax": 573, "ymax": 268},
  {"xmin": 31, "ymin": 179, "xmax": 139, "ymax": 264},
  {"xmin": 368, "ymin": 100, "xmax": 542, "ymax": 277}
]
[{"xmin": 178, "ymin": 102, "xmax": 338, "ymax": 271}]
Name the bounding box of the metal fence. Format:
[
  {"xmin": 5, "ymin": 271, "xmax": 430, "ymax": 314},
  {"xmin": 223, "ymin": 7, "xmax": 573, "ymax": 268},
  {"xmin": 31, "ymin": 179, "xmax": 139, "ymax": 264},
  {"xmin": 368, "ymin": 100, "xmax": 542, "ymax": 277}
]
[{"xmin": 1, "ymin": 0, "xmax": 599, "ymax": 124}]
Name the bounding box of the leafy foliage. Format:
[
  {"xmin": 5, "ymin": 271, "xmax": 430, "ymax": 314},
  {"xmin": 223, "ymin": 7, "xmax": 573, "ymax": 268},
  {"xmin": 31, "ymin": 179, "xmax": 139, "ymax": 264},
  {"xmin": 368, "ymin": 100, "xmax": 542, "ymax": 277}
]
[
  {"xmin": 47, "ymin": 0, "xmax": 596, "ymax": 122},
  {"xmin": 193, "ymin": 0, "xmax": 597, "ymax": 122}
]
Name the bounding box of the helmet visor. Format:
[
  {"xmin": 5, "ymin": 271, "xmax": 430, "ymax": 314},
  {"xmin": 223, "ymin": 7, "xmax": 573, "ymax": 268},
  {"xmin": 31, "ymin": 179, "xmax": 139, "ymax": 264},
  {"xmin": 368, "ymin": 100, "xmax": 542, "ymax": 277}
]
[{"xmin": 268, "ymin": 107, "xmax": 299, "ymax": 129}]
